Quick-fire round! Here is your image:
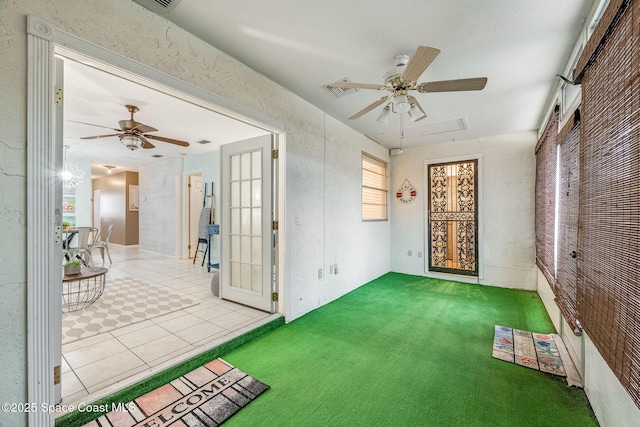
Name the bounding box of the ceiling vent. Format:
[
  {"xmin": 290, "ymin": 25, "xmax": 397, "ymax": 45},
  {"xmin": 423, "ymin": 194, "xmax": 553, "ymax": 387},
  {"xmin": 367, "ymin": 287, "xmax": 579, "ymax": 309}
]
[
  {"xmin": 151, "ymin": 154, "xmax": 164, "ymax": 158},
  {"xmin": 197, "ymin": 140, "xmax": 212, "ymax": 145},
  {"xmin": 132, "ymin": 0, "xmax": 183, "ymax": 15},
  {"xmin": 323, "ymin": 78, "xmax": 358, "ymax": 98}
]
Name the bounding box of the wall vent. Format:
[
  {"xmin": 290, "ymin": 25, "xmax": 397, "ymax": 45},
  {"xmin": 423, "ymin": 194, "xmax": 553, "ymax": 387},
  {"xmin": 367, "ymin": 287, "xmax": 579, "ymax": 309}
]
[
  {"xmin": 323, "ymin": 78, "xmax": 358, "ymax": 98},
  {"xmin": 132, "ymin": 0, "xmax": 183, "ymax": 15}
]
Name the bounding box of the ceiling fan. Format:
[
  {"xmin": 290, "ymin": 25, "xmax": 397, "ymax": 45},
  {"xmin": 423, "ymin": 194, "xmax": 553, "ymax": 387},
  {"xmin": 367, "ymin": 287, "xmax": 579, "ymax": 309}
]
[
  {"xmin": 72, "ymin": 104, "xmax": 190, "ymax": 150},
  {"xmin": 331, "ymin": 46, "xmax": 487, "ymax": 123}
]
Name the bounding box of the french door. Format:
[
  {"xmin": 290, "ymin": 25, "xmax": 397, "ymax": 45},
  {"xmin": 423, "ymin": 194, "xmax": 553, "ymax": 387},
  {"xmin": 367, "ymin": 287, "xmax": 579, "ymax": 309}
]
[
  {"xmin": 427, "ymin": 160, "xmax": 478, "ymax": 276},
  {"xmin": 220, "ymin": 135, "xmax": 275, "ymax": 312}
]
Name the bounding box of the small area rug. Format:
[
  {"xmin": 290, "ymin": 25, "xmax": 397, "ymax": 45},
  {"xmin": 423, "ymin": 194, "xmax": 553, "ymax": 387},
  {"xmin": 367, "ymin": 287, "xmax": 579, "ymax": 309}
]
[
  {"xmin": 82, "ymin": 358, "xmax": 268, "ymax": 427},
  {"xmin": 492, "ymin": 325, "xmax": 566, "ymax": 376},
  {"xmin": 63, "ymin": 277, "xmax": 199, "ymax": 344}
]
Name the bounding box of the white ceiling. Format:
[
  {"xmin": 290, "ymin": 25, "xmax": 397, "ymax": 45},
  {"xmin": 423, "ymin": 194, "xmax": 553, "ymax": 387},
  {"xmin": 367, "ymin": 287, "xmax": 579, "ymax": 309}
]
[
  {"xmin": 63, "ymin": 59, "xmax": 269, "ymax": 178},
  {"xmin": 64, "ymin": 0, "xmax": 597, "ymax": 177}
]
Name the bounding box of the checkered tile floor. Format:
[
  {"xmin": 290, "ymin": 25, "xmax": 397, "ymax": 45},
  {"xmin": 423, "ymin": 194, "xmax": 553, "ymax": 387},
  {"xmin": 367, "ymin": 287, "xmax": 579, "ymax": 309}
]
[{"xmin": 60, "ymin": 244, "xmax": 273, "ymax": 407}]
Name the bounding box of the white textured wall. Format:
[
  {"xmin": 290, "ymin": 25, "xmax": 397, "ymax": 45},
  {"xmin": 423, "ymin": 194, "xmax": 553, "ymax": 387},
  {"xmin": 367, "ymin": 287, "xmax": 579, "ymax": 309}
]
[
  {"xmin": 390, "ymin": 131, "xmax": 538, "ymax": 289},
  {"xmin": 138, "ymin": 158, "xmax": 183, "ymax": 257},
  {"xmin": 285, "ymin": 115, "xmax": 390, "ymax": 320},
  {"xmin": 0, "ymin": 0, "xmax": 390, "ymax": 419}
]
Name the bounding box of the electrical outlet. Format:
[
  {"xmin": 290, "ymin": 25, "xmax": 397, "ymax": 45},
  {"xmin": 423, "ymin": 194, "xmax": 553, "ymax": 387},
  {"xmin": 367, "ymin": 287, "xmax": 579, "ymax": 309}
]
[
  {"xmin": 329, "ymin": 265, "xmax": 334, "ymax": 274},
  {"xmin": 334, "ymin": 263, "xmax": 339, "ymax": 274},
  {"xmin": 417, "ymin": 250, "xmax": 423, "ymax": 258},
  {"xmin": 318, "ymin": 268, "xmax": 323, "ymax": 280},
  {"xmin": 408, "ymin": 250, "xmax": 412, "ymax": 256},
  {"xmin": 295, "ymin": 214, "xmax": 301, "ymax": 225}
]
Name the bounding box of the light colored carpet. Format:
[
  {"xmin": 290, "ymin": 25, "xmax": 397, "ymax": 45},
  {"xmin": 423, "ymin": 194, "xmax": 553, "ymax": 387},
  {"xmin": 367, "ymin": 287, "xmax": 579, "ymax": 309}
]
[{"xmin": 62, "ymin": 276, "xmax": 199, "ymax": 344}]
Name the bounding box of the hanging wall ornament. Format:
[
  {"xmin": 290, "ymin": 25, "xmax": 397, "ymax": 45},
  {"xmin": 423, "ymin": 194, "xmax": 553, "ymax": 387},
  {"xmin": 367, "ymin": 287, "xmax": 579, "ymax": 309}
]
[{"xmin": 396, "ymin": 179, "xmax": 417, "ymax": 203}]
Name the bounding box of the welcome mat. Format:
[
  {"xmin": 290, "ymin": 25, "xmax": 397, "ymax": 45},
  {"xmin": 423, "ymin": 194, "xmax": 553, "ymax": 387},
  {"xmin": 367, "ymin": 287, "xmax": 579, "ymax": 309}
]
[
  {"xmin": 63, "ymin": 277, "xmax": 199, "ymax": 344},
  {"xmin": 492, "ymin": 325, "xmax": 566, "ymax": 376},
  {"xmin": 82, "ymin": 359, "xmax": 268, "ymax": 426}
]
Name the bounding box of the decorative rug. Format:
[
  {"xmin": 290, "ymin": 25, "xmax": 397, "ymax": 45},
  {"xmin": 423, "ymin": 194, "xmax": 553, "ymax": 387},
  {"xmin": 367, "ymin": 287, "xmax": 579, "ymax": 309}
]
[
  {"xmin": 492, "ymin": 325, "xmax": 566, "ymax": 376},
  {"xmin": 82, "ymin": 359, "xmax": 268, "ymax": 427},
  {"xmin": 63, "ymin": 277, "xmax": 199, "ymax": 344}
]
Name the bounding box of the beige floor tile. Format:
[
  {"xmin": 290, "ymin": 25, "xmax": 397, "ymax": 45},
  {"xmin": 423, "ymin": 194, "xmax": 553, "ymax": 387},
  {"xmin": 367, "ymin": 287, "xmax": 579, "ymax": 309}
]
[
  {"xmin": 109, "ymin": 319, "xmax": 155, "ymax": 337},
  {"xmin": 155, "ymin": 313, "xmax": 205, "ymax": 333},
  {"xmin": 85, "ymin": 364, "xmax": 152, "ymax": 394},
  {"xmin": 209, "ymin": 311, "xmax": 253, "ymax": 329},
  {"xmin": 115, "ymin": 324, "xmax": 174, "ymax": 348},
  {"xmin": 129, "ymin": 334, "xmax": 194, "ymax": 365},
  {"xmin": 65, "ymin": 337, "xmax": 128, "ymax": 369},
  {"xmin": 74, "ymin": 351, "xmax": 146, "ymax": 388},
  {"xmin": 177, "ymin": 322, "xmax": 227, "ymax": 345},
  {"xmin": 62, "ymin": 330, "xmax": 114, "ymax": 354},
  {"xmin": 61, "ymin": 370, "xmax": 85, "ymax": 398}
]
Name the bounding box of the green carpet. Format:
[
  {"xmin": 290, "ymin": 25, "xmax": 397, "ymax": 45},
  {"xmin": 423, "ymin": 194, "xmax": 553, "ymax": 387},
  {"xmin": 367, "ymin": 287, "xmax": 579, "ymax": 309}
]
[{"xmin": 221, "ymin": 273, "xmax": 598, "ymax": 427}]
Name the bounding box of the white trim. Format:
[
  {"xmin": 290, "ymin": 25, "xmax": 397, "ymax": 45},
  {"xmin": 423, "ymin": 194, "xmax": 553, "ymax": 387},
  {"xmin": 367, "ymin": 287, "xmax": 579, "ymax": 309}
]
[
  {"xmin": 27, "ymin": 16, "xmax": 287, "ymax": 418},
  {"xmin": 423, "ymin": 154, "xmax": 484, "ymax": 282},
  {"xmin": 27, "ymin": 16, "xmax": 57, "ymax": 427}
]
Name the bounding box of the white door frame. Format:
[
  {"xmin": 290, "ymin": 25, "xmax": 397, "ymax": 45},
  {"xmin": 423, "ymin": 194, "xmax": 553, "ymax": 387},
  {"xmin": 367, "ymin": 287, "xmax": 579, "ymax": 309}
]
[{"xmin": 26, "ymin": 16, "xmax": 286, "ymax": 425}]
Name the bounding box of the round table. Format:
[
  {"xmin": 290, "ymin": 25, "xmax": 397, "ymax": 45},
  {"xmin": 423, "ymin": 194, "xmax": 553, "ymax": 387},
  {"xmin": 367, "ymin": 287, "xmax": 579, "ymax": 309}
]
[{"xmin": 62, "ymin": 266, "xmax": 108, "ymax": 312}]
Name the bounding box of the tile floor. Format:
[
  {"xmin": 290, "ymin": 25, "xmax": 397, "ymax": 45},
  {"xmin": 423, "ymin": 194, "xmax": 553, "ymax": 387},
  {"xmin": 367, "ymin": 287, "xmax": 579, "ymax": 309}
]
[{"xmin": 60, "ymin": 244, "xmax": 274, "ymax": 406}]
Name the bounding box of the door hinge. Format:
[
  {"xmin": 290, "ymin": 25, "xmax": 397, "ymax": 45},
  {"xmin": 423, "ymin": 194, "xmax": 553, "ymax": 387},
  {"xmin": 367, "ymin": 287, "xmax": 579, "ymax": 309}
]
[
  {"xmin": 54, "ymin": 365, "xmax": 61, "ymax": 385},
  {"xmin": 54, "ymin": 86, "xmax": 63, "ymax": 105},
  {"xmin": 272, "ymin": 220, "xmax": 278, "ymax": 230},
  {"xmin": 272, "ymin": 149, "xmax": 279, "ymax": 159},
  {"xmin": 272, "ymin": 292, "xmax": 279, "ymax": 302}
]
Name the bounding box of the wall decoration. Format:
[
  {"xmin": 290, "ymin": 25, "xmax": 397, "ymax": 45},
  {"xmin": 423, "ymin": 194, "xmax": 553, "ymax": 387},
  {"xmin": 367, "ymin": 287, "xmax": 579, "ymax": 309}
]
[
  {"xmin": 396, "ymin": 179, "xmax": 416, "ymax": 203},
  {"xmin": 129, "ymin": 185, "xmax": 139, "ymax": 211}
]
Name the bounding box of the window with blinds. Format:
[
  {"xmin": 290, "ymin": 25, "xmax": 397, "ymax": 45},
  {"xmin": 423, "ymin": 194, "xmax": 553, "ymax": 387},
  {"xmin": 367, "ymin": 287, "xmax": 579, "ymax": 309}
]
[
  {"xmin": 576, "ymin": 0, "xmax": 640, "ymax": 408},
  {"xmin": 362, "ymin": 153, "xmax": 388, "ymax": 221},
  {"xmin": 534, "ymin": 107, "xmax": 559, "ymax": 286}
]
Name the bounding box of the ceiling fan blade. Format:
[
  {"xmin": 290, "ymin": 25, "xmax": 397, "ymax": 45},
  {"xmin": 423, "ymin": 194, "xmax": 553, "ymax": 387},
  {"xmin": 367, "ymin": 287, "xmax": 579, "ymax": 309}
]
[
  {"xmin": 119, "ymin": 119, "xmax": 158, "ymax": 133},
  {"xmin": 417, "ymin": 77, "xmax": 488, "ymax": 93},
  {"xmin": 144, "ymin": 134, "xmax": 190, "ymax": 147},
  {"xmin": 348, "ymin": 96, "xmax": 390, "ymax": 120},
  {"xmin": 138, "ymin": 135, "xmax": 156, "ymax": 149},
  {"xmin": 401, "ymin": 46, "xmax": 441, "ymax": 83},
  {"xmin": 68, "ymin": 120, "xmax": 122, "ymax": 132},
  {"xmin": 80, "ymin": 134, "xmax": 121, "ymax": 140},
  {"xmin": 330, "ymin": 81, "xmax": 386, "ymax": 90}
]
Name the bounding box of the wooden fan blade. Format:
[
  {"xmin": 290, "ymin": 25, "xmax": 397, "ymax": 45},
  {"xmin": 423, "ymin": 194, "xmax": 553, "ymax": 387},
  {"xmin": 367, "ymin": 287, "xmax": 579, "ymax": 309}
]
[
  {"xmin": 138, "ymin": 135, "xmax": 156, "ymax": 149},
  {"xmin": 68, "ymin": 120, "xmax": 122, "ymax": 132},
  {"xmin": 119, "ymin": 119, "xmax": 158, "ymax": 133},
  {"xmin": 330, "ymin": 81, "xmax": 386, "ymax": 90},
  {"xmin": 401, "ymin": 46, "xmax": 441, "ymax": 83},
  {"xmin": 417, "ymin": 77, "xmax": 488, "ymax": 93},
  {"xmin": 80, "ymin": 134, "xmax": 120, "ymax": 140},
  {"xmin": 348, "ymin": 96, "xmax": 390, "ymax": 120},
  {"xmin": 144, "ymin": 134, "xmax": 190, "ymax": 147}
]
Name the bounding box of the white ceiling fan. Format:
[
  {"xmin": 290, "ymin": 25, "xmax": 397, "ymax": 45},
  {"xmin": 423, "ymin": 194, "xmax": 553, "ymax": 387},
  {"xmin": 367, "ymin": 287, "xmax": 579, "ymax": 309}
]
[{"xmin": 331, "ymin": 46, "xmax": 488, "ymax": 123}]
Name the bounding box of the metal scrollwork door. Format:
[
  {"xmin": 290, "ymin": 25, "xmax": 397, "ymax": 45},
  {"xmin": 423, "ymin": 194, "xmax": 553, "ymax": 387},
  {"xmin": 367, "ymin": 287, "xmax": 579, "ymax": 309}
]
[{"xmin": 427, "ymin": 160, "xmax": 478, "ymax": 276}]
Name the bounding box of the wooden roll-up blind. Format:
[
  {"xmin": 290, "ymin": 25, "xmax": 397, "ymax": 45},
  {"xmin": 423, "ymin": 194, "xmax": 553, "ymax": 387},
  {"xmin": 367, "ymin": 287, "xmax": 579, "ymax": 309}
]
[
  {"xmin": 578, "ymin": 0, "xmax": 640, "ymax": 408},
  {"xmin": 555, "ymin": 118, "xmax": 581, "ymax": 334},
  {"xmin": 534, "ymin": 107, "xmax": 559, "ymax": 286}
]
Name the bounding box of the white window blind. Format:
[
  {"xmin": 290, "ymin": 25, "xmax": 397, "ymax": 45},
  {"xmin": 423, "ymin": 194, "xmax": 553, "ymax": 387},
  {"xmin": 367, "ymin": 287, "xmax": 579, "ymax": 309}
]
[{"xmin": 362, "ymin": 153, "xmax": 388, "ymax": 221}]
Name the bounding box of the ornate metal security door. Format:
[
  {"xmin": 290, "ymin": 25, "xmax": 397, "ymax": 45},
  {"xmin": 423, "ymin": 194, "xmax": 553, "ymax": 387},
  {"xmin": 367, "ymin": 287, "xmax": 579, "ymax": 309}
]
[{"xmin": 427, "ymin": 160, "xmax": 478, "ymax": 276}]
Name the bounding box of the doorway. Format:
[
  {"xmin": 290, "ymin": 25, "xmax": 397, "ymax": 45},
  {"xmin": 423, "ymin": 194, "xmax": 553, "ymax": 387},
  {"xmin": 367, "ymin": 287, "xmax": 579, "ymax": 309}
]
[
  {"xmin": 426, "ymin": 159, "xmax": 479, "ymax": 276},
  {"xmin": 27, "ymin": 18, "xmax": 286, "ymax": 419},
  {"xmin": 187, "ymin": 173, "xmax": 203, "ymax": 259}
]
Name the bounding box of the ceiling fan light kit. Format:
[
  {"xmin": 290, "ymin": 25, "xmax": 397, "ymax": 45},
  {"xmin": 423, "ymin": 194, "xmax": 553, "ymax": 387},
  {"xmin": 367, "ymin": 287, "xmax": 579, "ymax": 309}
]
[
  {"xmin": 75, "ymin": 104, "xmax": 190, "ymax": 151},
  {"xmin": 332, "ymin": 45, "xmax": 487, "ymax": 124}
]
